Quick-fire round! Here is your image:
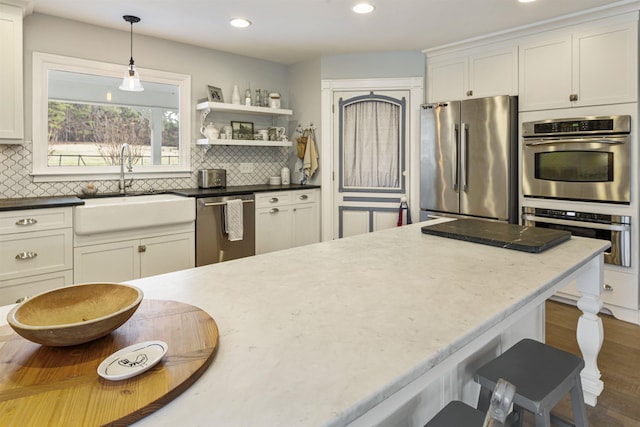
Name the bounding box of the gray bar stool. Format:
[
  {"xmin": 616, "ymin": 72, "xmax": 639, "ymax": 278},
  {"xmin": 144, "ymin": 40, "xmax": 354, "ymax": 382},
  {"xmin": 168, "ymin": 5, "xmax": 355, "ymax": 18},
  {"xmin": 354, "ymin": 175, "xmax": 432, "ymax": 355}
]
[
  {"xmin": 425, "ymin": 379, "xmax": 516, "ymax": 427},
  {"xmin": 474, "ymin": 338, "xmax": 588, "ymax": 427}
]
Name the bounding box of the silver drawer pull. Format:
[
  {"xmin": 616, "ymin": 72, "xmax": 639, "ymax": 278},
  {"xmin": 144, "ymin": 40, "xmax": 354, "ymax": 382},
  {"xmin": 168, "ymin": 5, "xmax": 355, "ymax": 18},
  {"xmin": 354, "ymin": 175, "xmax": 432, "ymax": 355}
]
[
  {"xmin": 298, "ymin": 195, "xmax": 308, "ymax": 200},
  {"xmin": 15, "ymin": 251, "xmax": 38, "ymax": 260},
  {"xmin": 603, "ymin": 284, "xmax": 614, "ymax": 292},
  {"xmin": 269, "ymin": 197, "xmax": 279, "ymax": 203},
  {"xmin": 16, "ymin": 218, "xmax": 38, "ymax": 226},
  {"xmin": 270, "ymin": 208, "xmax": 280, "ymax": 214}
]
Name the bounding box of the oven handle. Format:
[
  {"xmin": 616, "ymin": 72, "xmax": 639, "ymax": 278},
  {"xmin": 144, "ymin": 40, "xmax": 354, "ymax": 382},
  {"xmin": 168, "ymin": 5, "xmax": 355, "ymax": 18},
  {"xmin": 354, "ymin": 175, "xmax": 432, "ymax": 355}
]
[
  {"xmin": 523, "ymin": 214, "xmax": 630, "ymax": 232},
  {"xmin": 204, "ymin": 200, "xmax": 254, "ymax": 207},
  {"xmin": 524, "ymin": 136, "xmax": 626, "ymax": 146}
]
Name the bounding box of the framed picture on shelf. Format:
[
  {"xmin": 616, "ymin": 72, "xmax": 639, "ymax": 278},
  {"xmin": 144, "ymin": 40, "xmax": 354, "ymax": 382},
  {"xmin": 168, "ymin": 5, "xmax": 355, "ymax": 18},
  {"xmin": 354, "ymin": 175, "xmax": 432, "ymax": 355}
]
[
  {"xmin": 207, "ymin": 85, "xmax": 224, "ymax": 103},
  {"xmin": 231, "ymin": 121, "xmax": 254, "ymax": 140}
]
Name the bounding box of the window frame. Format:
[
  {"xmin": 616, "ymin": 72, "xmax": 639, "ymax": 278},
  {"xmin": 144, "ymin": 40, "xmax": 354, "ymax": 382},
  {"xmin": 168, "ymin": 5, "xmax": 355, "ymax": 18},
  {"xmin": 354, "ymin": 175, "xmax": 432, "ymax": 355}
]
[{"xmin": 32, "ymin": 52, "xmax": 191, "ymax": 182}]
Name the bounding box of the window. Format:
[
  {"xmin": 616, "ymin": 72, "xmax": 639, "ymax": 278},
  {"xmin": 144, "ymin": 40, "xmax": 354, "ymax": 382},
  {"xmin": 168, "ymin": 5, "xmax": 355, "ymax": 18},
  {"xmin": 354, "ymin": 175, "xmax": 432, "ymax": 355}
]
[{"xmin": 32, "ymin": 52, "xmax": 191, "ymax": 181}]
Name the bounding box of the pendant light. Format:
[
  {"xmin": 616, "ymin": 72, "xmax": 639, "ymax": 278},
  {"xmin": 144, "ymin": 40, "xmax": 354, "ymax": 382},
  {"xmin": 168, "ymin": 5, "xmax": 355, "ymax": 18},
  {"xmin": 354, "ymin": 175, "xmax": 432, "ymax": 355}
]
[{"xmin": 119, "ymin": 15, "xmax": 144, "ymax": 92}]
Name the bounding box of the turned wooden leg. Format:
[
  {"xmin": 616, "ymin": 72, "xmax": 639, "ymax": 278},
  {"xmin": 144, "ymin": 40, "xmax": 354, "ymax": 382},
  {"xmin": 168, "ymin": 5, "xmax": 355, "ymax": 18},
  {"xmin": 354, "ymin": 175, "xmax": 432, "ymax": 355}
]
[{"xmin": 574, "ymin": 254, "xmax": 605, "ymax": 406}]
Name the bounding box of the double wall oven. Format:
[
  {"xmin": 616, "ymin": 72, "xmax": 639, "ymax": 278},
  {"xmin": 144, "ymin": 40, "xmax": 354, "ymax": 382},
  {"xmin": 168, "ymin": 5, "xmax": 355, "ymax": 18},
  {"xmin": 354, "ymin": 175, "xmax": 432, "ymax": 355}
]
[
  {"xmin": 522, "ymin": 114, "xmax": 633, "ymax": 271},
  {"xmin": 522, "ymin": 115, "xmax": 631, "ymax": 204}
]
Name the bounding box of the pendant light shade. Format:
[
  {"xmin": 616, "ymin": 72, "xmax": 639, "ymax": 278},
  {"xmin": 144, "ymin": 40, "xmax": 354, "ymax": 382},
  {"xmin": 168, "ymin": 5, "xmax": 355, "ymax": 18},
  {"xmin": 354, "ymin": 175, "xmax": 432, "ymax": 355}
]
[{"xmin": 119, "ymin": 15, "xmax": 144, "ymax": 92}]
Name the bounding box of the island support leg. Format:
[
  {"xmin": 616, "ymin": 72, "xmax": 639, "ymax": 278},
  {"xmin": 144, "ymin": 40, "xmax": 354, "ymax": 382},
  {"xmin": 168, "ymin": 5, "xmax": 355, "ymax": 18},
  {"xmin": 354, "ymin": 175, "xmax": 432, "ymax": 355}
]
[{"xmin": 575, "ymin": 254, "xmax": 604, "ymax": 406}]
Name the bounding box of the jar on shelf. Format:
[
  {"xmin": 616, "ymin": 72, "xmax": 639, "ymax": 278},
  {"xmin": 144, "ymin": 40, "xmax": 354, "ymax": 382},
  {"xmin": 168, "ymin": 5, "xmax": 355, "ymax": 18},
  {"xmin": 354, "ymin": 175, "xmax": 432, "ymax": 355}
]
[
  {"xmin": 255, "ymin": 89, "xmax": 262, "ymax": 107},
  {"xmin": 269, "ymin": 93, "xmax": 281, "ymax": 109}
]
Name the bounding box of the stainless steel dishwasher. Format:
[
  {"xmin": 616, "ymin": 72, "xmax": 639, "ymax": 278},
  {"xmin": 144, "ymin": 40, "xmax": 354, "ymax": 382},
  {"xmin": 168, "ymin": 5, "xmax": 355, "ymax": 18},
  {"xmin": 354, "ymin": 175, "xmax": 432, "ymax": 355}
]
[{"xmin": 195, "ymin": 194, "xmax": 255, "ymax": 266}]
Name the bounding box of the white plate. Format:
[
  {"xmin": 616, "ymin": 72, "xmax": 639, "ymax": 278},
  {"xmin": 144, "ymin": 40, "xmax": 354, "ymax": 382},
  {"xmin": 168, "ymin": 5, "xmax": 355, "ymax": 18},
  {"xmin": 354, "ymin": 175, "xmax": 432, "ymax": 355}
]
[{"xmin": 97, "ymin": 340, "xmax": 168, "ymax": 381}]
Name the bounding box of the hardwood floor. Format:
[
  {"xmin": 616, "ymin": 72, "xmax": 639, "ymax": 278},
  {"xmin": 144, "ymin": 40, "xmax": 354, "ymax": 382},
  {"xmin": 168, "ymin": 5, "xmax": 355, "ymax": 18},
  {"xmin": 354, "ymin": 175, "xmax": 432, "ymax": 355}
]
[{"xmin": 540, "ymin": 300, "xmax": 640, "ymax": 426}]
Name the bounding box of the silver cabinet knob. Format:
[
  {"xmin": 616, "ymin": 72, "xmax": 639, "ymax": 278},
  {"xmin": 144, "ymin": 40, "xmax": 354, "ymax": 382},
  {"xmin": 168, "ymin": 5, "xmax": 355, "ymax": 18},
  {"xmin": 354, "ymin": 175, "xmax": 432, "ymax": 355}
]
[
  {"xmin": 270, "ymin": 208, "xmax": 280, "ymax": 214},
  {"xmin": 569, "ymin": 94, "xmax": 578, "ymax": 102},
  {"xmin": 269, "ymin": 197, "xmax": 279, "ymax": 203}
]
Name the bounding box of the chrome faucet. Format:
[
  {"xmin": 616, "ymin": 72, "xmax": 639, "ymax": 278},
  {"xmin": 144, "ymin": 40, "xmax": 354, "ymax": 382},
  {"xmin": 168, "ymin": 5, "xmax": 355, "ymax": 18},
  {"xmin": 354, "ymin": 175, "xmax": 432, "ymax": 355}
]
[{"xmin": 119, "ymin": 143, "xmax": 133, "ymax": 194}]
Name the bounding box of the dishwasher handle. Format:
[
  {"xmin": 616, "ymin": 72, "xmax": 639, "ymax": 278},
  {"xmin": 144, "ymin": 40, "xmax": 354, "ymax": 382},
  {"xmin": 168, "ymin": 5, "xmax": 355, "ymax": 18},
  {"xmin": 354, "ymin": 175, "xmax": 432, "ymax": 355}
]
[{"xmin": 204, "ymin": 200, "xmax": 255, "ymax": 207}]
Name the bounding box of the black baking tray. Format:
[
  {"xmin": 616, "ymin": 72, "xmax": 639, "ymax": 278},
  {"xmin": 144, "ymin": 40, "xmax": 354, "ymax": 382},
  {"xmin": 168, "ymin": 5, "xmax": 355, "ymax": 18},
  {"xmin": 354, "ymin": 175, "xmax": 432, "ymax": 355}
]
[{"xmin": 421, "ymin": 218, "xmax": 571, "ymax": 253}]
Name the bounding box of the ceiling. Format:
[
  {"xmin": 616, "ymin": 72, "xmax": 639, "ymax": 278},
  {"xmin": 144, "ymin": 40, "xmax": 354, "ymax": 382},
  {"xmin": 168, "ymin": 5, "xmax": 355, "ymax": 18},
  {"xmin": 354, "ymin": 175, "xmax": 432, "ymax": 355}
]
[{"xmin": 29, "ymin": 0, "xmax": 630, "ymax": 64}]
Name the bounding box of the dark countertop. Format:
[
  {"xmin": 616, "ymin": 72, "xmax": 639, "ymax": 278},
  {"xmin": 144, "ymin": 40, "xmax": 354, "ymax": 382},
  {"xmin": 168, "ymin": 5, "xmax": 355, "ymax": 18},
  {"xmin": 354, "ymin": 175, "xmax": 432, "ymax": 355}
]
[
  {"xmin": 0, "ymin": 196, "xmax": 84, "ymax": 212},
  {"xmin": 171, "ymin": 183, "xmax": 320, "ymax": 198},
  {"xmin": 0, "ymin": 184, "xmax": 321, "ymax": 211}
]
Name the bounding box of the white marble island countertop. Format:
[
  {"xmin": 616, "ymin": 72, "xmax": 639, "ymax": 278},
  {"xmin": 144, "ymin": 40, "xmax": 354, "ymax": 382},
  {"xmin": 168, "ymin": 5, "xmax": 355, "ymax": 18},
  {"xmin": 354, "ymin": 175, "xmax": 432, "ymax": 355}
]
[{"xmin": 0, "ymin": 219, "xmax": 609, "ymax": 426}]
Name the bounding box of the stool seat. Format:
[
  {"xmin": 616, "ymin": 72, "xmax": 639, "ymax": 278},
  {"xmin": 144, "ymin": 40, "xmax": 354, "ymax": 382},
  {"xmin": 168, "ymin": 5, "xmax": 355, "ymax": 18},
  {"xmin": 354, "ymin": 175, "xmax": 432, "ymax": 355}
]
[
  {"xmin": 474, "ymin": 338, "xmax": 588, "ymax": 427},
  {"xmin": 424, "ymin": 401, "xmax": 485, "ymax": 427}
]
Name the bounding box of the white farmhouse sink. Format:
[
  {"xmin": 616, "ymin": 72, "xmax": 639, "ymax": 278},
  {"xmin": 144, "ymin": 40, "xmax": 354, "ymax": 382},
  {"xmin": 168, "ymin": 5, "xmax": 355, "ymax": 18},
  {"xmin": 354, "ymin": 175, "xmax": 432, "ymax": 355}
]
[{"xmin": 74, "ymin": 194, "xmax": 195, "ymax": 235}]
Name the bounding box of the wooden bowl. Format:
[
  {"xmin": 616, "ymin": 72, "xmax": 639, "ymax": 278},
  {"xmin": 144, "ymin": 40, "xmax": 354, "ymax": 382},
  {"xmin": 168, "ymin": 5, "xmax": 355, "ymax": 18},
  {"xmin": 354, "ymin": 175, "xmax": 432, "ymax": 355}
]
[{"xmin": 6, "ymin": 283, "xmax": 143, "ymax": 347}]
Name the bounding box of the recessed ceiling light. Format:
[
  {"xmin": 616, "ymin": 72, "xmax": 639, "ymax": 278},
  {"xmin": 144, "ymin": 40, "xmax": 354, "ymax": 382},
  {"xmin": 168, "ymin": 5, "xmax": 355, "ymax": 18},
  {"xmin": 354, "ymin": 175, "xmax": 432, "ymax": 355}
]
[
  {"xmin": 518, "ymin": 0, "xmax": 536, "ymax": 3},
  {"xmin": 230, "ymin": 18, "xmax": 251, "ymax": 28},
  {"xmin": 353, "ymin": 3, "xmax": 375, "ymax": 14}
]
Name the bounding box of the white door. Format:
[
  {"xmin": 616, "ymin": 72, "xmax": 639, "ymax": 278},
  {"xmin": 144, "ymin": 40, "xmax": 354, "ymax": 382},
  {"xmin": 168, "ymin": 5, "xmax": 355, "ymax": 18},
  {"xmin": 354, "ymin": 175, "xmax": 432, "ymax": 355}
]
[{"xmin": 333, "ymin": 89, "xmax": 410, "ymax": 238}]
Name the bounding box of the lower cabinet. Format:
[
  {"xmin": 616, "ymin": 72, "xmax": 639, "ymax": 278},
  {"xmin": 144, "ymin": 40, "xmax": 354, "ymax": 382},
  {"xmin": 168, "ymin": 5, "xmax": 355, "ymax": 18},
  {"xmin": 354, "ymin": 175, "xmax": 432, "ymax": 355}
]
[
  {"xmin": 74, "ymin": 231, "xmax": 195, "ymax": 284},
  {"xmin": 255, "ymin": 189, "xmax": 320, "ymax": 255},
  {"xmin": 0, "ymin": 207, "xmax": 73, "ymax": 305}
]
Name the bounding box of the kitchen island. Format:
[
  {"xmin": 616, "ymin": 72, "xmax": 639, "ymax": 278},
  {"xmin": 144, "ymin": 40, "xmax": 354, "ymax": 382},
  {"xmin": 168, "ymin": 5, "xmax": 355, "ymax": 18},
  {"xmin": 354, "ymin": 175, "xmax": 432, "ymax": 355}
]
[{"xmin": 0, "ymin": 219, "xmax": 608, "ymax": 426}]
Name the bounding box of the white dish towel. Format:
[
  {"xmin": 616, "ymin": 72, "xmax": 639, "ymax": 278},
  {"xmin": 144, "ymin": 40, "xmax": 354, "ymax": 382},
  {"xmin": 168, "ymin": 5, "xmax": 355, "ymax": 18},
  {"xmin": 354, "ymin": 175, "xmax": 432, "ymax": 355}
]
[{"xmin": 225, "ymin": 199, "xmax": 244, "ymax": 241}]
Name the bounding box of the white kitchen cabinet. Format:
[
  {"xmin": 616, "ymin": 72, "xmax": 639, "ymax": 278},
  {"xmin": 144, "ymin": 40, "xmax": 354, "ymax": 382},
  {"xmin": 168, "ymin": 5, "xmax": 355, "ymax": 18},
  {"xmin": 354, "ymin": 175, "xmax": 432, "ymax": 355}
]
[
  {"xmin": 196, "ymin": 101, "xmax": 293, "ymax": 147},
  {"xmin": 426, "ymin": 44, "xmax": 517, "ymax": 102},
  {"xmin": 74, "ymin": 231, "xmax": 195, "ymax": 284},
  {"xmin": 0, "ymin": 207, "xmax": 73, "ymax": 305},
  {"xmin": 519, "ymin": 13, "xmax": 638, "ymax": 111},
  {"xmin": 255, "ymin": 189, "xmax": 320, "ymax": 255},
  {"xmin": 0, "ymin": 2, "xmax": 24, "ymax": 142}
]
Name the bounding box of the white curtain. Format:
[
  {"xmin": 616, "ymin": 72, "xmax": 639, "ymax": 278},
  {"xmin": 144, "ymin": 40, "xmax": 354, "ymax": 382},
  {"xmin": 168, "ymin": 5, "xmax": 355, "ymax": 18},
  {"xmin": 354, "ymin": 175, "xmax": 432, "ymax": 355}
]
[{"xmin": 342, "ymin": 99, "xmax": 400, "ymax": 189}]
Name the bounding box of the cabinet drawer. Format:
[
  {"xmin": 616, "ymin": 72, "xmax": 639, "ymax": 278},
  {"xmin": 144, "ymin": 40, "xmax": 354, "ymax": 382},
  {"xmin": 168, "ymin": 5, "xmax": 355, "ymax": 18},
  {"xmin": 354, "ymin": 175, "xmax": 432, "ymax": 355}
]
[
  {"xmin": 0, "ymin": 207, "xmax": 72, "ymax": 234},
  {"xmin": 0, "ymin": 229, "xmax": 73, "ymax": 280},
  {"xmin": 255, "ymin": 192, "xmax": 292, "ymax": 208},
  {"xmin": 292, "ymin": 189, "xmax": 317, "ymax": 204},
  {"xmin": 0, "ymin": 270, "xmax": 72, "ymax": 306}
]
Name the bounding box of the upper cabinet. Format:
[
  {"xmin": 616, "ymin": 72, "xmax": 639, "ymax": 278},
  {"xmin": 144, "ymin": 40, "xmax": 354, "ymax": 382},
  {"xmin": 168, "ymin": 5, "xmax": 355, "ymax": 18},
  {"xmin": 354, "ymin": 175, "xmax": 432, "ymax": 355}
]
[
  {"xmin": 0, "ymin": 2, "xmax": 24, "ymax": 142},
  {"xmin": 196, "ymin": 101, "xmax": 293, "ymax": 147},
  {"xmin": 426, "ymin": 44, "xmax": 518, "ymax": 102},
  {"xmin": 519, "ymin": 13, "xmax": 638, "ymax": 111}
]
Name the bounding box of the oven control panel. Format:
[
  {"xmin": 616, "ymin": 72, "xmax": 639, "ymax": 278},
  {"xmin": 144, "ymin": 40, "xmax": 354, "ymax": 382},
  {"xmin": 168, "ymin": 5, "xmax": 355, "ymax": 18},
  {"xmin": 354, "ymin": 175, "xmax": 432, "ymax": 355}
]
[
  {"xmin": 522, "ymin": 115, "xmax": 630, "ymax": 137},
  {"xmin": 524, "ymin": 207, "xmax": 628, "ymax": 225}
]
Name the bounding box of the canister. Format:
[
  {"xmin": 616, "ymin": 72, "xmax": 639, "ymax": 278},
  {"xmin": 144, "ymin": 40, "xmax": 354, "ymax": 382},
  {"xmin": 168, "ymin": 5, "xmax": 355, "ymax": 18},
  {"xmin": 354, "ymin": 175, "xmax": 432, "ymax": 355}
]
[{"xmin": 281, "ymin": 167, "xmax": 290, "ymax": 185}]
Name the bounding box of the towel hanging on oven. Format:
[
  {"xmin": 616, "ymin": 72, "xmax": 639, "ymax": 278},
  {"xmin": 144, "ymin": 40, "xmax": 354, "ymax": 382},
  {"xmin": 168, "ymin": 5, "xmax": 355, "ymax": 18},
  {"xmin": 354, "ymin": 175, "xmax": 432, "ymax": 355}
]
[{"xmin": 225, "ymin": 199, "xmax": 244, "ymax": 241}]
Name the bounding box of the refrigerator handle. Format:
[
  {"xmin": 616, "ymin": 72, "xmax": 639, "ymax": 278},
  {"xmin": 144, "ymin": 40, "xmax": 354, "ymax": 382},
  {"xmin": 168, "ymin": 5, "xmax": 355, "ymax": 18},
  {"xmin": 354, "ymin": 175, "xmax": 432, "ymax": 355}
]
[
  {"xmin": 461, "ymin": 123, "xmax": 469, "ymax": 192},
  {"xmin": 453, "ymin": 124, "xmax": 459, "ymax": 191}
]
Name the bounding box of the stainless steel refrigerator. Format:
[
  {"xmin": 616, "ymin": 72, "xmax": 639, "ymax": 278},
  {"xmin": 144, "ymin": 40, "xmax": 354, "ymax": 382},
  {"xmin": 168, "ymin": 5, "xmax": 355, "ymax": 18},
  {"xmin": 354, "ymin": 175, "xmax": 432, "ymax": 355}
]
[{"xmin": 420, "ymin": 95, "xmax": 518, "ymax": 223}]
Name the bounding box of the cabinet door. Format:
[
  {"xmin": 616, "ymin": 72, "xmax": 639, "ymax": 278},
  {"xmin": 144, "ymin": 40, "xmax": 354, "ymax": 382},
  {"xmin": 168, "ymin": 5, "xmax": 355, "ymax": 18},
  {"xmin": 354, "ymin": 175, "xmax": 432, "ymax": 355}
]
[
  {"xmin": 573, "ymin": 20, "xmax": 638, "ymax": 107},
  {"xmin": 140, "ymin": 232, "xmax": 195, "ymax": 278},
  {"xmin": 292, "ymin": 204, "xmax": 319, "ymax": 248},
  {"xmin": 74, "ymin": 240, "xmax": 139, "ymax": 283},
  {"xmin": 519, "ymin": 34, "xmax": 572, "ymax": 111},
  {"xmin": 469, "ymin": 46, "xmax": 518, "ymax": 98},
  {"xmin": 0, "ymin": 3, "xmax": 23, "ymax": 141},
  {"xmin": 427, "ymin": 55, "xmax": 468, "ymax": 102},
  {"xmin": 255, "ymin": 206, "xmax": 293, "ymax": 255}
]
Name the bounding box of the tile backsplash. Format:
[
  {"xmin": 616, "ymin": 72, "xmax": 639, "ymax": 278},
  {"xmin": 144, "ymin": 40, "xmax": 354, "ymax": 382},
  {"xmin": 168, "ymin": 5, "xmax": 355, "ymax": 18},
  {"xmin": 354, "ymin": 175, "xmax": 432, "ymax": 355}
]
[{"xmin": 0, "ymin": 141, "xmax": 290, "ymax": 199}]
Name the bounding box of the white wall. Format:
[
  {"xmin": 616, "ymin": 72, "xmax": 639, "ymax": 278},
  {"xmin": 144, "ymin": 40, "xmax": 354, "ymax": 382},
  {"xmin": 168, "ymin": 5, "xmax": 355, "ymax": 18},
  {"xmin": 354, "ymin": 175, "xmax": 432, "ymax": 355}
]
[
  {"xmin": 320, "ymin": 51, "xmax": 425, "ymax": 81},
  {"xmin": 0, "ymin": 13, "xmax": 294, "ymax": 198}
]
